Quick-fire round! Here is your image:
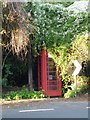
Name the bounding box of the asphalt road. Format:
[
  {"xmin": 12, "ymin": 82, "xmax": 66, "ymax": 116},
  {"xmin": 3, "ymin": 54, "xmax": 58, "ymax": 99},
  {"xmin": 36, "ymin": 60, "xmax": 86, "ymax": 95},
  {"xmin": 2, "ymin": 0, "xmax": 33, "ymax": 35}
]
[{"xmin": 2, "ymin": 99, "xmax": 89, "ymax": 118}]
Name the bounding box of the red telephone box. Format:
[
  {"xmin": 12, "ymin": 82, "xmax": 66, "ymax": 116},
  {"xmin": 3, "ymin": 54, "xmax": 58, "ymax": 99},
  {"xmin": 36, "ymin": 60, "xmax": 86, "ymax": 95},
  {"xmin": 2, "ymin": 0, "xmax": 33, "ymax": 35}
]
[{"xmin": 38, "ymin": 49, "xmax": 62, "ymax": 96}]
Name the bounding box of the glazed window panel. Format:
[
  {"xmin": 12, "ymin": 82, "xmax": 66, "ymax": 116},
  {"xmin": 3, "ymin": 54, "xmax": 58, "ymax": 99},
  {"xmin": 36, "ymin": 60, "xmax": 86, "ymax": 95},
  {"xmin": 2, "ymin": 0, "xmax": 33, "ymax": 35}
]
[{"xmin": 46, "ymin": 57, "xmax": 57, "ymax": 80}]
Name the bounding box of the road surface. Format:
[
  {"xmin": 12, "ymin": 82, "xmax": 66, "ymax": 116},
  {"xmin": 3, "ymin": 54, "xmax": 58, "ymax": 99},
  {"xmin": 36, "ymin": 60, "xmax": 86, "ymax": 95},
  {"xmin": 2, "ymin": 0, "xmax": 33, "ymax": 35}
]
[{"xmin": 2, "ymin": 99, "xmax": 89, "ymax": 118}]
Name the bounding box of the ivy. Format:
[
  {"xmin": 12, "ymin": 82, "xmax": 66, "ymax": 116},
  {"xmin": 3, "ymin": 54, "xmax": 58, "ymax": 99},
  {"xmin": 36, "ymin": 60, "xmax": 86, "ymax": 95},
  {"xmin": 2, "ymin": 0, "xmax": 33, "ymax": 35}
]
[{"xmin": 26, "ymin": 2, "xmax": 88, "ymax": 95}]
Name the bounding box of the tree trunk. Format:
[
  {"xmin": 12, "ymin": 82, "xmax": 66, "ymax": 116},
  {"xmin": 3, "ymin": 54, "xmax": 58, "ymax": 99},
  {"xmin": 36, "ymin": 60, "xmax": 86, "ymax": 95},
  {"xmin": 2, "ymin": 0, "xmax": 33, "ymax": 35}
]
[{"xmin": 28, "ymin": 43, "xmax": 33, "ymax": 91}]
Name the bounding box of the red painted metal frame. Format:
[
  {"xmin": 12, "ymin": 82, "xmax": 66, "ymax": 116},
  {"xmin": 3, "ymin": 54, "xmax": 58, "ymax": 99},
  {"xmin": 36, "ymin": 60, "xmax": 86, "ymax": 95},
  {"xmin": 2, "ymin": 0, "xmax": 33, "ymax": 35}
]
[
  {"xmin": 41, "ymin": 49, "xmax": 47, "ymax": 92},
  {"xmin": 38, "ymin": 55, "xmax": 40, "ymax": 91},
  {"xmin": 38, "ymin": 49, "xmax": 62, "ymax": 96}
]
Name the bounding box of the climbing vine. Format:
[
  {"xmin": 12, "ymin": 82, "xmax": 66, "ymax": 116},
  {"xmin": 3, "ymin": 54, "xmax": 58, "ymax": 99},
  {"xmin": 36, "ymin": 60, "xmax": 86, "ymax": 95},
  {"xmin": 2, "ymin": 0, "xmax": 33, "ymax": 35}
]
[{"xmin": 25, "ymin": 2, "xmax": 88, "ymax": 94}]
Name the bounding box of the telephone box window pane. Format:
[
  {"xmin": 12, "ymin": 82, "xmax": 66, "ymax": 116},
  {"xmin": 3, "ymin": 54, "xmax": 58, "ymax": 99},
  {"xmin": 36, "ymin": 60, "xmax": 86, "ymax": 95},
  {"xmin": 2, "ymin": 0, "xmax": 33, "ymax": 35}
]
[
  {"xmin": 49, "ymin": 72, "xmax": 56, "ymax": 80},
  {"xmin": 49, "ymin": 67, "xmax": 56, "ymax": 71}
]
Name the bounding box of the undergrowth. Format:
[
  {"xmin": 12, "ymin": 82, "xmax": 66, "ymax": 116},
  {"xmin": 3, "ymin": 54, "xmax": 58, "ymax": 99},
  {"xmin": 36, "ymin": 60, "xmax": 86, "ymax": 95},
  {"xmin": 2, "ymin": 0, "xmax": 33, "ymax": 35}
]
[
  {"xmin": 64, "ymin": 84, "xmax": 88, "ymax": 98},
  {"xmin": 2, "ymin": 87, "xmax": 46, "ymax": 101}
]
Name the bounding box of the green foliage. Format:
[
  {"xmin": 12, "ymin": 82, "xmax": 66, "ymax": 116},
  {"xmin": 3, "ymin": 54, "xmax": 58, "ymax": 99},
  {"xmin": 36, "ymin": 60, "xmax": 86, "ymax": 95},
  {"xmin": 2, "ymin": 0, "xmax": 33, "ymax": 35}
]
[
  {"xmin": 64, "ymin": 89, "xmax": 76, "ymax": 98},
  {"xmin": 2, "ymin": 2, "xmax": 89, "ymax": 97},
  {"xmin": 2, "ymin": 50, "xmax": 29, "ymax": 87},
  {"xmin": 64, "ymin": 84, "xmax": 88, "ymax": 98},
  {"xmin": 3, "ymin": 87, "xmax": 45, "ymax": 100},
  {"xmin": 77, "ymin": 84, "xmax": 88, "ymax": 94},
  {"xmin": 59, "ymin": 2, "xmax": 74, "ymax": 7},
  {"xmin": 2, "ymin": 63, "xmax": 13, "ymax": 87},
  {"xmin": 25, "ymin": 2, "xmax": 88, "ymax": 95},
  {"xmin": 28, "ymin": 3, "xmax": 88, "ymax": 53},
  {"xmin": 66, "ymin": 34, "xmax": 88, "ymax": 88}
]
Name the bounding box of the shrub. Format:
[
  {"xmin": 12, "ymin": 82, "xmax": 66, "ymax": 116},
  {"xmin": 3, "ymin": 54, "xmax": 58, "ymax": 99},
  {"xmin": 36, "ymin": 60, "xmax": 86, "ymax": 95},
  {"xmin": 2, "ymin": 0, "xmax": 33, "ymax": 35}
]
[
  {"xmin": 64, "ymin": 84, "xmax": 88, "ymax": 98},
  {"xmin": 64, "ymin": 89, "xmax": 76, "ymax": 98},
  {"xmin": 77, "ymin": 84, "xmax": 88, "ymax": 95},
  {"xmin": 2, "ymin": 63, "xmax": 14, "ymax": 87},
  {"xmin": 3, "ymin": 88, "xmax": 45, "ymax": 101}
]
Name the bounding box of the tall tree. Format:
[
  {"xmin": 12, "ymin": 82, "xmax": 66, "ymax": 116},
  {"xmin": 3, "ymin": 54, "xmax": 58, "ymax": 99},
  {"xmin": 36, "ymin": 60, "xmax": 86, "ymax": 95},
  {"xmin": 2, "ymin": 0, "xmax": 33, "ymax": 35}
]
[{"xmin": 1, "ymin": 1, "xmax": 35, "ymax": 90}]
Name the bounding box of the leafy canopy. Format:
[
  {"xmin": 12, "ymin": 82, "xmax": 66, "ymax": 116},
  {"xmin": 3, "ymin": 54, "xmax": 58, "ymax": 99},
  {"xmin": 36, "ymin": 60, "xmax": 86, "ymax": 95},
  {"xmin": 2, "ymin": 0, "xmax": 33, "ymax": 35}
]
[{"xmin": 26, "ymin": 2, "xmax": 88, "ymax": 55}]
